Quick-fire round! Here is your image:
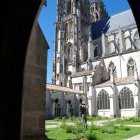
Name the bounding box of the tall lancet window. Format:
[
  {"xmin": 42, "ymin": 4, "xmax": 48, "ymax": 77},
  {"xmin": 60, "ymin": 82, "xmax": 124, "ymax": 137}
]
[
  {"xmin": 127, "ymin": 58, "xmax": 135, "ymax": 76},
  {"xmin": 67, "ymin": 100, "xmax": 73, "ymax": 116},
  {"xmin": 119, "ymin": 87, "xmax": 134, "ymax": 109},
  {"xmin": 82, "ymin": 42, "xmax": 88, "ymax": 62},
  {"xmin": 54, "ymin": 98, "xmax": 61, "ymax": 117},
  {"xmin": 67, "ymin": 0, "xmax": 71, "ymax": 14},
  {"xmin": 97, "ymin": 90, "xmax": 110, "ymax": 110},
  {"xmin": 66, "ymin": 43, "xmax": 72, "ymax": 62},
  {"xmin": 108, "ymin": 61, "xmax": 117, "ymax": 79}
]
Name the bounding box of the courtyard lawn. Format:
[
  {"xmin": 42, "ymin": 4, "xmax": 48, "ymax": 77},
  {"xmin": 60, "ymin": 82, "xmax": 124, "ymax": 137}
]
[
  {"xmin": 45, "ymin": 128, "xmax": 76, "ymax": 140},
  {"xmin": 45, "ymin": 127, "xmax": 140, "ymax": 140}
]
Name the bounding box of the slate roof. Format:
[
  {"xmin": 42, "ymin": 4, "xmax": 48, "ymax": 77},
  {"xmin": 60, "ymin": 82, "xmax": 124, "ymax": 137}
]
[
  {"xmin": 95, "ymin": 76, "xmax": 136, "ymax": 88},
  {"xmin": 46, "ymin": 84, "xmax": 84, "ymax": 94},
  {"xmin": 91, "ymin": 9, "xmax": 136, "ymax": 40},
  {"xmin": 71, "ymin": 69, "xmax": 94, "ymax": 77}
]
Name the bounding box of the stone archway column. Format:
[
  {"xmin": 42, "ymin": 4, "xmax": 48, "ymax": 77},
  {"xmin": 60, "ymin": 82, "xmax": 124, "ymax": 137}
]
[
  {"xmin": 137, "ymin": 80, "xmax": 140, "ymax": 116},
  {"xmin": 133, "ymin": 80, "xmax": 140, "ymax": 116},
  {"xmin": 101, "ymin": 32, "xmax": 106, "ymax": 57},
  {"xmin": 111, "ymin": 83, "xmax": 120, "ymax": 117},
  {"xmin": 88, "ymin": 83, "xmax": 97, "ymax": 116},
  {"xmin": 118, "ymin": 27, "xmax": 124, "ymax": 53},
  {"xmin": 134, "ymin": 94, "xmax": 139, "ymax": 116},
  {"xmin": 109, "ymin": 94, "xmax": 114, "ymax": 117},
  {"xmin": 52, "ymin": 100, "xmax": 55, "ymax": 118},
  {"xmin": 21, "ymin": 21, "xmax": 47, "ymax": 140}
]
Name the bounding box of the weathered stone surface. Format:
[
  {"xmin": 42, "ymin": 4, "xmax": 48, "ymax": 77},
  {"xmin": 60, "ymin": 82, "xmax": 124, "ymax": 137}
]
[{"xmin": 21, "ymin": 21, "xmax": 48, "ymax": 140}]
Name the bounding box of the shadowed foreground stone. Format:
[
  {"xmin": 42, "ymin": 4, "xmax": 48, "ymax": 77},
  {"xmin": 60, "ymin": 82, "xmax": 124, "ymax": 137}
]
[{"xmin": 21, "ymin": 21, "xmax": 48, "ymax": 140}]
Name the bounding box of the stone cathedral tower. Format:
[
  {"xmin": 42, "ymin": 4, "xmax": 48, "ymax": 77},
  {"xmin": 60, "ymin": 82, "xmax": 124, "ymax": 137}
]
[
  {"xmin": 52, "ymin": 0, "xmax": 107, "ymax": 86},
  {"xmin": 90, "ymin": 0, "xmax": 108, "ymax": 22}
]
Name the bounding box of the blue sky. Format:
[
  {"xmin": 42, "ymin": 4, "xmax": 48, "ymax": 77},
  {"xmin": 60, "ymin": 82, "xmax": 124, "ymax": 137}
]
[{"xmin": 38, "ymin": 0, "xmax": 130, "ymax": 83}]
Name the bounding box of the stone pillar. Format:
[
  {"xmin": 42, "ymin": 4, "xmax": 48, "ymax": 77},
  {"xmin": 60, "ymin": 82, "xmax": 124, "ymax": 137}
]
[
  {"xmin": 88, "ymin": 74, "xmax": 97, "ymax": 116},
  {"xmin": 88, "ymin": 84, "xmax": 97, "ymax": 116},
  {"xmin": 61, "ymin": 93, "xmax": 66, "ymax": 116},
  {"xmin": 52, "ymin": 101, "xmax": 55, "ymax": 117},
  {"xmin": 72, "ymin": 54, "xmax": 77, "ymax": 73},
  {"xmin": 101, "ymin": 32, "xmax": 106, "ymax": 57},
  {"xmin": 118, "ymin": 27, "xmax": 124, "ymax": 53},
  {"xmin": 88, "ymin": 33, "xmax": 94, "ymax": 61},
  {"xmin": 21, "ymin": 23, "xmax": 47, "ymax": 140},
  {"xmin": 75, "ymin": 94, "xmax": 80, "ymax": 115},
  {"xmin": 110, "ymin": 69, "xmax": 115, "ymax": 83},
  {"xmin": 111, "ymin": 83, "xmax": 120, "ymax": 117},
  {"xmin": 136, "ymin": 80, "xmax": 140, "ymax": 116},
  {"xmin": 46, "ymin": 89, "xmax": 52, "ymax": 119},
  {"xmin": 134, "ymin": 66, "xmax": 139, "ymax": 80},
  {"xmin": 80, "ymin": 46, "xmax": 84, "ymax": 62},
  {"xmin": 57, "ymin": 30, "xmax": 61, "ymax": 53},
  {"xmin": 109, "ymin": 94, "xmax": 114, "ymax": 117},
  {"xmin": 68, "ymin": 77, "xmax": 72, "ymax": 88},
  {"xmin": 77, "ymin": 1, "xmax": 82, "ymax": 63},
  {"xmin": 72, "ymin": 0, "xmax": 78, "ymax": 72}
]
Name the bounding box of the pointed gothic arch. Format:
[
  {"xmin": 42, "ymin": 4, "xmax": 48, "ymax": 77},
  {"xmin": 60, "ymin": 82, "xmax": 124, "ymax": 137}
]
[
  {"xmin": 81, "ymin": 42, "xmax": 88, "ymax": 62},
  {"xmin": 108, "ymin": 61, "xmax": 117, "ymax": 78},
  {"xmin": 66, "ymin": 42, "xmax": 73, "ymax": 62},
  {"xmin": 119, "ymin": 87, "xmax": 134, "ymax": 109},
  {"xmin": 67, "ymin": 100, "xmax": 73, "ymax": 116},
  {"xmin": 97, "ymin": 89, "xmax": 110, "ymax": 110},
  {"xmin": 54, "ymin": 98, "xmax": 61, "ymax": 117}
]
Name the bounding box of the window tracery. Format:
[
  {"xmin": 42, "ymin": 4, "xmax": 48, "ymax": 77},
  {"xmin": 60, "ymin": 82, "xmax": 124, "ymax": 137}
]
[
  {"xmin": 108, "ymin": 61, "xmax": 117, "ymax": 78},
  {"xmin": 54, "ymin": 98, "xmax": 61, "ymax": 117},
  {"xmin": 119, "ymin": 87, "xmax": 134, "ymax": 109},
  {"xmin": 97, "ymin": 90, "xmax": 110, "ymax": 110}
]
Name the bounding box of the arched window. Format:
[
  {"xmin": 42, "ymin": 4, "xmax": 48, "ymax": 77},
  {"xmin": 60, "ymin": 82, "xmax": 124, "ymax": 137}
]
[
  {"xmin": 127, "ymin": 58, "xmax": 135, "ymax": 76},
  {"xmin": 54, "ymin": 98, "xmax": 61, "ymax": 117},
  {"xmin": 82, "ymin": 43, "xmax": 88, "ymax": 62},
  {"xmin": 125, "ymin": 38, "xmax": 132, "ymax": 50},
  {"xmin": 67, "ymin": 0, "xmax": 71, "ymax": 14},
  {"xmin": 97, "ymin": 90, "xmax": 110, "ymax": 110},
  {"xmin": 67, "ymin": 100, "xmax": 73, "ymax": 116},
  {"xmin": 108, "ymin": 61, "xmax": 117, "ymax": 78},
  {"xmin": 66, "ymin": 43, "xmax": 72, "ymax": 62},
  {"xmin": 109, "ymin": 41, "xmax": 116, "ymax": 54},
  {"xmin": 119, "ymin": 87, "xmax": 134, "ymax": 109},
  {"xmin": 94, "ymin": 47, "xmax": 98, "ymax": 58}
]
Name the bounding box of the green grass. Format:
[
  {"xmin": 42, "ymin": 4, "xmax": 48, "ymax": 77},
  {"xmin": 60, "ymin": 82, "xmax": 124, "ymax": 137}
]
[
  {"xmin": 114, "ymin": 118, "xmax": 140, "ymax": 125},
  {"xmin": 94, "ymin": 127, "xmax": 140, "ymax": 140},
  {"xmin": 46, "ymin": 127, "xmax": 140, "ymax": 140},
  {"xmin": 46, "ymin": 128, "xmax": 77, "ymax": 140}
]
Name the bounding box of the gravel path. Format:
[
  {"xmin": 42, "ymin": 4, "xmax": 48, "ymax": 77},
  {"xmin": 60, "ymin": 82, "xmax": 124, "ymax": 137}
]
[{"xmin": 123, "ymin": 134, "xmax": 140, "ymax": 140}]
